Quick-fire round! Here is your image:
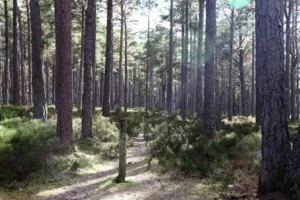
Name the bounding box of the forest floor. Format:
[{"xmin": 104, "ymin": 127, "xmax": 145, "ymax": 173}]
[
  {"xmin": 0, "ymin": 135, "xmax": 225, "ymax": 200},
  {"xmin": 37, "ymin": 135, "xmax": 214, "ymax": 200}
]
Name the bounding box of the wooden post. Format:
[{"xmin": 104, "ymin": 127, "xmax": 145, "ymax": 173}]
[{"xmin": 116, "ymin": 118, "xmax": 127, "ymax": 183}]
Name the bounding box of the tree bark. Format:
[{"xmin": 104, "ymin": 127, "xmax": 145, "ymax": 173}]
[
  {"xmin": 31, "ymin": 0, "xmax": 48, "ymax": 120},
  {"xmin": 118, "ymin": 0, "xmax": 124, "ymax": 109},
  {"xmin": 180, "ymin": 1, "xmax": 188, "ymax": 118},
  {"xmin": 18, "ymin": 8, "xmax": 26, "ymax": 105},
  {"xmin": 285, "ymin": 0, "xmax": 292, "ymax": 120},
  {"xmin": 92, "ymin": 3, "xmax": 96, "ymax": 112},
  {"xmin": 145, "ymin": 12, "xmax": 150, "ymax": 113},
  {"xmin": 77, "ymin": 1, "xmax": 85, "ymax": 109},
  {"xmin": 124, "ymin": 12, "xmax": 128, "ymax": 112},
  {"xmin": 166, "ymin": 0, "xmax": 174, "ymax": 113},
  {"xmin": 256, "ymin": 0, "xmax": 292, "ymax": 194},
  {"xmin": 26, "ymin": 0, "xmax": 32, "ymax": 105},
  {"xmin": 215, "ymin": 47, "xmax": 221, "ymax": 130},
  {"xmin": 203, "ymin": 0, "xmax": 216, "ymax": 136},
  {"xmin": 251, "ymin": 32, "xmax": 255, "ymax": 116},
  {"xmin": 3, "ymin": 0, "xmax": 9, "ymax": 104},
  {"xmin": 116, "ymin": 118, "xmax": 127, "ymax": 183},
  {"xmin": 238, "ymin": 27, "xmax": 247, "ymax": 116},
  {"xmin": 13, "ymin": 0, "xmax": 21, "ymax": 105},
  {"xmin": 81, "ymin": 0, "xmax": 95, "ymax": 138},
  {"xmin": 45, "ymin": 59, "xmax": 49, "ymax": 105},
  {"xmin": 102, "ymin": 0, "xmax": 113, "ymax": 117},
  {"xmin": 228, "ymin": 8, "xmax": 234, "ymax": 121},
  {"xmin": 55, "ymin": 0, "xmax": 73, "ymax": 146}
]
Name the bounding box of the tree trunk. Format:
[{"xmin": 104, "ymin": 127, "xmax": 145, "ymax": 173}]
[
  {"xmin": 215, "ymin": 48, "xmax": 221, "ymax": 130},
  {"xmin": 92, "ymin": 3, "xmax": 96, "ymax": 112},
  {"xmin": 256, "ymin": 0, "xmax": 292, "ymax": 194},
  {"xmin": 124, "ymin": 13, "xmax": 128, "ymax": 112},
  {"xmin": 116, "ymin": 118, "xmax": 127, "ymax": 183},
  {"xmin": 132, "ymin": 65, "xmax": 136, "ymax": 107},
  {"xmin": 166, "ymin": 0, "xmax": 174, "ymax": 113},
  {"xmin": 55, "ymin": 0, "xmax": 73, "ymax": 146},
  {"xmin": 203, "ymin": 0, "xmax": 216, "ymax": 137},
  {"xmin": 45, "ymin": 59, "xmax": 49, "ymax": 105},
  {"xmin": 102, "ymin": 0, "xmax": 113, "ymax": 117},
  {"xmin": 77, "ymin": 1, "xmax": 85, "ymax": 109},
  {"xmin": 110, "ymin": 25, "xmax": 114, "ymax": 110},
  {"xmin": 18, "ymin": 8, "xmax": 26, "ymax": 105},
  {"xmin": 26, "ymin": 0, "xmax": 32, "ymax": 105},
  {"xmin": 30, "ymin": 0, "xmax": 48, "ymax": 120},
  {"xmin": 238, "ymin": 28, "xmax": 247, "ymax": 116},
  {"xmin": 52, "ymin": 62, "xmax": 55, "ymax": 105},
  {"xmin": 251, "ymin": 32, "xmax": 255, "ymax": 116},
  {"xmin": 285, "ymin": 0, "xmax": 292, "ymax": 120},
  {"xmin": 228, "ymin": 8, "xmax": 234, "ymax": 121},
  {"xmin": 81, "ymin": 0, "xmax": 95, "ymax": 138},
  {"xmin": 145, "ymin": 12, "xmax": 150, "ymax": 113},
  {"xmin": 13, "ymin": 0, "xmax": 21, "ymax": 105},
  {"xmin": 180, "ymin": 1, "xmax": 188, "ymax": 118},
  {"xmin": 118, "ymin": 0, "xmax": 124, "ymax": 109},
  {"xmin": 100, "ymin": 71, "xmax": 104, "ymax": 106},
  {"xmin": 290, "ymin": 0, "xmax": 296, "ymax": 121},
  {"xmin": 196, "ymin": 0, "xmax": 205, "ymax": 121},
  {"xmin": 3, "ymin": 0, "xmax": 9, "ymax": 104}
]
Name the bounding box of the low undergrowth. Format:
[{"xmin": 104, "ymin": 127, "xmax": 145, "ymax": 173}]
[
  {"xmin": 147, "ymin": 114, "xmax": 261, "ymax": 198},
  {"xmin": 0, "ymin": 106, "xmax": 120, "ymax": 185}
]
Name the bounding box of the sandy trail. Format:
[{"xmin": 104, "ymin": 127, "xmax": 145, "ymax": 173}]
[{"xmin": 38, "ymin": 135, "xmax": 198, "ymax": 200}]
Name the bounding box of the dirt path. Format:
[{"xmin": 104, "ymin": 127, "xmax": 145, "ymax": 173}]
[{"xmin": 36, "ymin": 135, "xmax": 203, "ymax": 200}]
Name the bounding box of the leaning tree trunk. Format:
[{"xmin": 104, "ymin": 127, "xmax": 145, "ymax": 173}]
[
  {"xmin": 203, "ymin": 0, "xmax": 216, "ymax": 137},
  {"xmin": 55, "ymin": 0, "xmax": 73, "ymax": 146},
  {"xmin": 81, "ymin": 0, "xmax": 95, "ymax": 138},
  {"xmin": 30, "ymin": 0, "xmax": 48, "ymax": 120},
  {"xmin": 256, "ymin": 0, "xmax": 292, "ymax": 194},
  {"xmin": 102, "ymin": 0, "xmax": 113, "ymax": 117}
]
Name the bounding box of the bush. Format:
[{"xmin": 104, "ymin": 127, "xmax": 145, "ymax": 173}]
[
  {"xmin": 0, "ymin": 105, "xmax": 33, "ymax": 120},
  {"xmin": 111, "ymin": 108, "xmax": 146, "ymax": 138},
  {"xmin": 148, "ymin": 113, "xmax": 261, "ymax": 177},
  {"xmin": 0, "ymin": 119, "xmax": 57, "ymax": 182},
  {"xmin": 74, "ymin": 115, "xmax": 119, "ymax": 158}
]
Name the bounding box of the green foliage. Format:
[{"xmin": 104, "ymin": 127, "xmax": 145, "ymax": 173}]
[
  {"xmin": 148, "ymin": 114, "xmax": 261, "ymax": 177},
  {"xmin": 74, "ymin": 114, "xmax": 119, "ymax": 158},
  {"xmin": 0, "ymin": 106, "xmax": 121, "ymax": 182},
  {"xmin": 0, "ymin": 105, "xmax": 33, "ymax": 120},
  {"xmin": 0, "ymin": 118, "xmax": 57, "ymax": 182},
  {"xmin": 111, "ymin": 108, "xmax": 146, "ymax": 138}
]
